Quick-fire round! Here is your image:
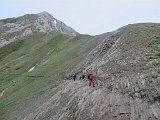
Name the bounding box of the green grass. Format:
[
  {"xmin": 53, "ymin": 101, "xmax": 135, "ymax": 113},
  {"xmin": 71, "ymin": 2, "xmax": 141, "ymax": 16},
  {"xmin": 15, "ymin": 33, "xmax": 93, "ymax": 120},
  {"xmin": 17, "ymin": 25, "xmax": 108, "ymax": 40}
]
[
  {"xmin": 149, "ymin": 37, "xmax": 160, "ymax": 47},
  {"xmin": 153, "ymin": 60, "xmax": 160, "ymax": 66},
  {"xmin": 0, "ymin": 32, "xmax": 105, "ymax": 120},
  {"xmin": 147, "ymin": 51, "xmax": 160, "ymax": 59},
  {"xmin": 153, "ymin": 96, "xmax": 160, "ymax": 103},
  {"xmin": 0, "ymin": 38, "xmax": 26, "ymax": 61},
  {"xmin": 147, "ymin": 35, "xmax": 160, "ymax": 59},
  {"xmin": 139, "ymin": 63, "xmax": 149, "ymax": 70},
  {"xmin": 0, "ymin": 76, "xmax": 59, "ymax": 120},
  {"xmin": 1, "ymin": 18, "xmax": 17, "ymax": 23},
  {"xmin": 0, "ymin": 14, "xmax": 37, "ymax": 23}
]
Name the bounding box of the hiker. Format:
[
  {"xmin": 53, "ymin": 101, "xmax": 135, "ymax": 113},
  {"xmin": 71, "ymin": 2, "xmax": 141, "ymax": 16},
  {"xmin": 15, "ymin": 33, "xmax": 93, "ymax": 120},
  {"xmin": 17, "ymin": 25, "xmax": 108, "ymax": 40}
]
[
  {"xmin": 79, "ymin": 73, "xmax": 85, "ymax": 80},
  {"xmin": 73, "ymin": 73, "xmax": 77, "ymax": 81},
  {"xmin": 82, "ymin": 74, "xmax": 85, "ymax": 79},
  {"xmin": 87, "ymin": 73, "xmax": 96, "ymax": 87},
  {"xmin": 79, "ymin": 74, "xmax": 85, "ymax": 80}
]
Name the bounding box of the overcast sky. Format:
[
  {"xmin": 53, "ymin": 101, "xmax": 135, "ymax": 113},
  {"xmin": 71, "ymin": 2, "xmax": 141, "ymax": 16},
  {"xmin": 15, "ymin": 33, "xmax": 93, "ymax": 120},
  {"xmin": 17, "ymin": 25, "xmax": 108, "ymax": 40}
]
[{"xmin": 1, "ymin": 0, "xmax": 160, "ymax": 35}]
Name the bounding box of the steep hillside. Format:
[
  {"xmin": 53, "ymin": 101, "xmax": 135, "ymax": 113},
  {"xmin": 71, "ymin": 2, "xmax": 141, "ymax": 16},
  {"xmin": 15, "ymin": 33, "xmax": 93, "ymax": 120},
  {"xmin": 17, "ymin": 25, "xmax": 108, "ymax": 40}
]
[
  {"xmin": 0, "ymin": 32, "xmax": 108, "ymax": 120},
  {"xmin": 0, "ymin": 13, "xmax": 160, "ymax": 120},
  {"xmin": 0, "ymin": 11, "xmax": 77, "ymax": 47},
  {"xmin": 73, "ymin": 23, "xmax": 160, "ymax": 120},
  {"xmin": 21, "ymin": 23, "xmax": 160, "ymax": 120}
]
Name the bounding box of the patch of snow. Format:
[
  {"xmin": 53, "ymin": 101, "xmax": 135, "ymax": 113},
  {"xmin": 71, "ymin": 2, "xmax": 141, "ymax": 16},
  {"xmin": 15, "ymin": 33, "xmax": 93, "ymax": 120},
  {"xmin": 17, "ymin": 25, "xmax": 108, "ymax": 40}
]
[
  {"xmin": 54, "ymin": 20, "xmax": 57, "ymax": 24},
  {"xmin": 0, "ymin": 89, "xmax": 7, "ymax": 98},
  {"xmin": 28, "ymin": 66, "xmax": 35, "ymax": 72},
  {"xmin": 54, "ymin": 20, "xmax": 58, "ymax": 30}
]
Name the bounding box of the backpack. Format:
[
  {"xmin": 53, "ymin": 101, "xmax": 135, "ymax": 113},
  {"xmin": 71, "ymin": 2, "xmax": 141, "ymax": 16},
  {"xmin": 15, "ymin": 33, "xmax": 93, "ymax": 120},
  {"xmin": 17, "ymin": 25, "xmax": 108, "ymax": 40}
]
[{"xmin": 88, "ymin": 74, "xmax": 92, "ymax": 80}]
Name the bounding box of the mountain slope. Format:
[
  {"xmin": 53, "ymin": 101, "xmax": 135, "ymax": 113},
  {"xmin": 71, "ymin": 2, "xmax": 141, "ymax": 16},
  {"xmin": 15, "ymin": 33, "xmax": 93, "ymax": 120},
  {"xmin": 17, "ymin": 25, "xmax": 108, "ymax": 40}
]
[
  {"xmin": 22, "ymin": 23, "xmax": 160, "ymax": 120},
  {"xmin": 0, "ymin": 12, "xmax": 160, "ymax": 120},
  {"xmin": 0, "ymin": 11, "xmax": 78, "ymax": 47},
  {"xmin": 0, "ymin": 32, "xmax": 108, "ymax": 120},
  {"xmin": 73, "ymin": 23, "xmax": 160, "ymax": 120}
]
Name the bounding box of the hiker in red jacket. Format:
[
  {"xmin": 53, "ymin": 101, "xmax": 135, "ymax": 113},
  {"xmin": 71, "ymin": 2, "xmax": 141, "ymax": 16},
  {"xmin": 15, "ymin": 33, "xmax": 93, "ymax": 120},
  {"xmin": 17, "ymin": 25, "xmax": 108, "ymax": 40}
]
[{"xmin": 88, "ymin": 73, "xmax": 96, "ymax": 87}]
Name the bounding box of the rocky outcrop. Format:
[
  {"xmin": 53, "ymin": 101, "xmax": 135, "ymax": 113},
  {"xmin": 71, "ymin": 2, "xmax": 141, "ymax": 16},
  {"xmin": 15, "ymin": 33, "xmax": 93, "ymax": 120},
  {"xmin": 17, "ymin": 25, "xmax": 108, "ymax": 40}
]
[
  {"xmin": 79, "ymin": 23, "xmax": 160, "ymax": 119},
  {"xmin": 0, "ymin": 11, "xmax": 78, "ymax": 47},
  {"xmin": 22, "ymin": 80, "xmax": 160, "ymax": 120},
  {"xmin": 35, "ymin": 12, "xmax": 77, "ymax": 35}
]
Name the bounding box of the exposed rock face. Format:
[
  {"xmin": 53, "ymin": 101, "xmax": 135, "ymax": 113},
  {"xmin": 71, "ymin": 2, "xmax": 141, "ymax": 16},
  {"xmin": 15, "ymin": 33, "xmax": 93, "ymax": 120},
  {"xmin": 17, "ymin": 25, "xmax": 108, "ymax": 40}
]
[
  {"xmin": 0, "ymin": 11, "xmax": 78, "ymax": 47},
  {"xmin": 22, "ymin": 81, "xmax": 159, "ymax": 120},
  {"xmin": 79, "ymin": 23, "xmax": 160, "ymax": 119},
  {"xmin": 35, "ymin": 12, "xmax": 77, "ymax": 35}
]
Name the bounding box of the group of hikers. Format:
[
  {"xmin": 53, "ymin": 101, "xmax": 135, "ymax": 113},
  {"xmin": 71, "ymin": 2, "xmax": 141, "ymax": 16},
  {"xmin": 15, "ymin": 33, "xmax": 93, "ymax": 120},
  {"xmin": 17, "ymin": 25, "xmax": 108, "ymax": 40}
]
[{"xmin": 72, "ymin": 72, "xmax": 98, "ymax": 87}]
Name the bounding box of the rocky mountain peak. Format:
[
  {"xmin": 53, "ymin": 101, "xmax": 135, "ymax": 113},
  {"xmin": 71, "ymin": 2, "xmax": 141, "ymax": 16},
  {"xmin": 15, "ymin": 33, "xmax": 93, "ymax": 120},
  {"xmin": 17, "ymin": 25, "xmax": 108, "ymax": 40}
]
[
  {"xmin": 37, "ymin": 11, "xmax": 56, "ymax": 22},
  {"xmin": 38, "ymin": 11, "xmax": 51, "ymax": 15},
  {"xmin": 0, "ymin": 12, "xmax": 78, "ymax": 47},
  {"xmin": 37, "ymin": 11, "xmax": 54, "ymax": 18}
]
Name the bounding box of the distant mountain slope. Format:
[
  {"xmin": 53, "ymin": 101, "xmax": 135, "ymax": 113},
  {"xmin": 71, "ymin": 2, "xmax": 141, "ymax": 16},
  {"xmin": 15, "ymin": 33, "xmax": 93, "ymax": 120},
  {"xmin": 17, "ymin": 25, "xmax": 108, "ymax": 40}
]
[{"xmin": 0, "ymin": 11, "xmax": 78, "ymax": 47}]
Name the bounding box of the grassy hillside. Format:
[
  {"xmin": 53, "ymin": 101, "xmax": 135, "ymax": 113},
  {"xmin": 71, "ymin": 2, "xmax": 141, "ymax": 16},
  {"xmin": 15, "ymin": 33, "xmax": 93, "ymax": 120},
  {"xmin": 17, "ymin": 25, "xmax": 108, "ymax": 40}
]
[
  {"xmin": 1, "ymin": 23, "xmax": 160, "ymax": 120},
  {"xmin": 0, "ymin": 32, "xmax": 106, "ymax": 120}
]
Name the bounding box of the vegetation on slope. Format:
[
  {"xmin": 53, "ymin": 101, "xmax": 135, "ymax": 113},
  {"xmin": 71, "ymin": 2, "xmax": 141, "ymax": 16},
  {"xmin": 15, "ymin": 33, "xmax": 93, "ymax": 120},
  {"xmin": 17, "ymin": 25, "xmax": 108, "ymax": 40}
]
[
  {"xmin": 100, "ymin": 23, "xmax": 160, "ymax": 104},
  {"xmin": 0, "ymin": 23, "xmax": 160, "ymax": 120},
  {"xmin": 0, "ymin": 32, "xmax": 105, "ymax": 120},
  {"xmin": 0, "ymin": 38, "xmax": 26, "ymax": 61}
]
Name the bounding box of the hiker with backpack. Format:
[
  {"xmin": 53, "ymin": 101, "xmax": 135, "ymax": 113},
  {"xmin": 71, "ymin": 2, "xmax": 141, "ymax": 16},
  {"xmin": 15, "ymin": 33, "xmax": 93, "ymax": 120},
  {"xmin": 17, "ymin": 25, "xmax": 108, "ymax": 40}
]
[
  {"xmin": 87, "ymin": 73, "xmax": 97, "ymax": 87},
  {"xmin": 73, "ymin": 73, "xmax": 77, "ymax": 81}
]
